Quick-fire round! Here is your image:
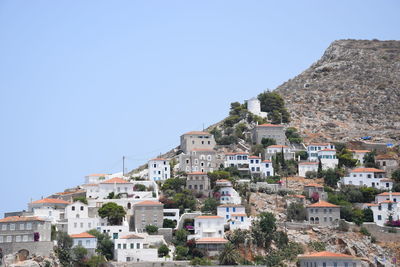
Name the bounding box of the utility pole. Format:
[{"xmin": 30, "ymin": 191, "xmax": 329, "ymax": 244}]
[{"xmin": 122, "ymin": 156, "xmax": 125, "ymax": 176}]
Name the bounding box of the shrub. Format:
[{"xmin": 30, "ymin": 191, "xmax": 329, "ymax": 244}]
[
  {"xmin": 338, "ymin": 220, "xmax": 349, "ymax": 232},
  {"xmin": 145, "ymin": 225, "xmax": 158, "ymax": 234},
  {"xmin": 305, "ymin": 171, "xmax": 318, "ymax": 179},
  {"xmin": 190, "ymin": 257, "xmax": 212, "ymax": 266},
  {"xmin": 73, "ymin": 196, "xmax": 88, "ymax": 204},
  {"xmin": 308, "ymin": 241, "xmax": 326, "ymax": 252},
  {"xmin": 360, "ymin": 226, "xmax": 371, "ymax": 236},
  {"xmin": 261, "ymin": 138, "xmax": 276, "ymax": 148},
  {"xmin": 133, "ymin": 184, "xmax": 147, "ymax": 191},
  {"xmin": 158, "ymin": 244, "xmax": 170, "ymax": 257},
  {"xmin": 163, "ymin": 219, "xmax": 176, "ymax": 228},
  {"xmin": 287, "ymin": 203, "xmax": 307, "ymax": 222}
]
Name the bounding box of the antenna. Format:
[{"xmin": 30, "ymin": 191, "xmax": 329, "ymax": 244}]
[
  {"xmin": 202, "ymin": 123, "xmax": 205, "ymax": 131},
  {"xmin": 122, "ymin": 156, "xmax": 125, "ymax": 176}
]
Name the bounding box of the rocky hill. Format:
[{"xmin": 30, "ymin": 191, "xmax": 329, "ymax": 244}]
[{"xmin": 275, "ymin": 39, "xmax": 400, "ymax": 143}]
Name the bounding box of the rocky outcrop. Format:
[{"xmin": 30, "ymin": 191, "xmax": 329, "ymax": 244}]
[{"xmin": 275, "ymin": 39, "xmax": 400, "ymax": 143}]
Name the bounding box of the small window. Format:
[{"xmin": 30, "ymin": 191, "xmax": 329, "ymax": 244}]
[
  {"xmin": 80, "ymin": 206, "xmax": 84, "ymax": 211},
  {"xmin": 72, "ymin": 206, "xmax": 75, "ymax": 211}
]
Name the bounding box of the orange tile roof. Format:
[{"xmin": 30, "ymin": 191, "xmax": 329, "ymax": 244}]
[
  {"xmin": 376, "ymin": 154, "xmax": 396, "ymax": 160},
  {"xmin": 218, "ymin": 204, "xmax": 243, "ymax": 207},
  {"xmin": 288, "ymin": 194, "xmax": 306, "ymax": 199},
  {"xmin": 82, "ymin": 183, "xmax": 99, "ymax": 187},
  {"xmin": 304, "ymin": 183, "xmax": 323, "ymax": 188},
  {"xmin": 307, "ymin": 201, "xmax": 339, "ymax": 208},
  {"xmin": 380, "ymin": 178, "xmax": 393, "ymax": 182},
  {"xmin": 257, "ymin": 124, "xmax": 283, "ymax": 127},
  {"xmin": 121, "ymin": 234, "xmax": 144, "ymax": 239},
  {"xmin": 0, "ymin": 216, "xmax": 44, "ymax": 223},
  {"xmin": 134, "ymin": 200, "xmax": 163, "ymax": 206},
  {"xmin": 31, "ymin": 198, "xmax": 70, "ymax": 205},
  {"xmin": 55, "ymin": 190, "xmax": 85, "ymax": 195},
  {"xmin": 231, "ymin": 213, "xmax": 247, "ymax": 217},
  {"xmin": 262, "ymin": 160, "xmax": 272, "ymax": 163},
  {"xmin": 366, "ymin": 203, "xmax": 379, "ymax": 207},
  {"xmin": 377, "ymin": 192, "xmax": 400, "ymax": 196},
  {"xmin": 351, "ymin": 168, "xmax": 385, "ymax": 173},
  {"xmin": 308, "ymin": 143, "xmax": 331, "ymax": 146},
  {"xmin": 196, "ymin": 215, "xmax": 223, "ymax": 219},
  {"xmin": 350, "ymin": 150, "xmax": 370, "ymax": 153},
  {"xmin": 87, "ymin": 173, "xmax": 108, "ymax": 177},
  {"xmin": 298, "ymin": 251, "xmax": 355, "ymax": 259},
  {"xmin": 195, "ymin": 237, "xmax": 228, "ymax": 244},
  {"xmin": 267, "ymin": 145, "xmax": 289, "ymax": 148},
  {"xmin": 187, "ymin": 172, "xmax": 207, "ymax": 175},
  {"xmin": 249, "ymin": 156, "xmax": 261, "ymax": 159},
  {"xmin": 70, "ymin": 232, "xmax": 95, "ymax": 239},
  {"xmin": 380, "ymin": 200, "xmax": 397, "ymax": 204},
  {"xmin": 101, "ymin": 177, "xmax": 131, "ymax": 184},
  {"xmin": 184, "ymin": 131, "xmax": 211, "ymax": 135},
  {"xmin": 225, "ymin": 152, "xmax": 249, "ymax": 155},
  {"xmin": 299, "ymin": 162, "xmax": 319, "ymax": 165}
]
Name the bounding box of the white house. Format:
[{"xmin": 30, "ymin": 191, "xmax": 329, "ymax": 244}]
[
  {"xmin": 148, "ymin": 158, "xmax": 170, "ymax": 181},
  {"xmin": 98, "ymin": 221, "xmax": 130, "ymax": 240},
  {"xmin": 307, "ymin": 143, "xmax": 335, "ymax": 161},
  {"xmin": 84, "ymin": 173, "xmax": 109, "ymax": 184},
  {"xmin": 249, "ymin": 156, "xmax": 262, "ymax": 173},
  {"xmin": 28, "ymin": 198, "xmax": 70, "ymax": 224},
  {"xmin": 114, "ymin": 233, "xmax": 161, "ymax": 262},
  {"xmin": 260, "ymin": 160, "xmax": 274, "ymax": 177},
  {"xmin": 265, "ymin": 145, "xmax": 295, "ymax": 161},
  {"xmin": 298, "ymin": 162, "xmax": 319, "ymax": 177},
  {"xmin": 193, "ymin": 215, "xmax": 225, "ymax": 239},
  {"xmin": 317, "ymin": 149, "xmax": 338, "ymax": 169},
  {"xmin": 375, "ymin": 192, "xmax": 400, "ymax": 203},
  {"xmin": 368, "ymin": 201, "xmax": 400, "ymax": 227},
  {"xmin": 298, "ymin": 251, "xmax": 362, "ymax": 267},
  {"xmin": 65, "ymin": 201, "xmax": 100, "ymax": 235},
  {"xmin": 216, "ymin": 180, "xmax": 241, "ymax": 205},
  {"xmin": 163, "ymin": 209, "xmax": 180, "ymax": 224},
  {"xmin": 340, "ymin": 168, "xmax": 393, "ymax": 190},
  {"xmin": 70, "ymin": 232, "xmax": 97, "ymax": 252},
  {"xmin": 350, "ymin": 150, "xmax": 370, "ymax": 165},
  {"xmin": 224, "ymin": 152, "xmax": 249, "ymax": 170},
  {"xmin": 245, "ymin": 97, "xmax": 268, "ymax": 118},
  {"xmin": 217, "ymin": 204, "xmax": 251, "ymax": 230}
]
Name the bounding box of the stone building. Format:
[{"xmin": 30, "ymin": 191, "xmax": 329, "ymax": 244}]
[
  {"xmin": 298, "ymin": 251, "xmax": 362, "ymax": 267},
  {"xmin": 0, "ymin": 216, "xmax": 53, "ymax": 257},
  {"xmin": 186, "ymin": 172, "xmax": 211, "ymax": 196},
  {"xmin": 252, "ymin": 124, "xmax": 287, "ymax": 145},
  {"xmin": 245, "ymin": 97, "xmax": 268, "ymax": 118},
  {"xmin": 180, "ymin": 131, "xmax": 216, "ymax": 153},
  {"xmin": 306, "ymin": 201, "xmax": 340, "ymax": 226},
  {"xmin": 375, "ymin": 154, "xmax": 398, "ymax": 177},
  {"xmin": 132, "ymin": 201, "xmax": 164, "ymax": 232},
  {"xmin": 179, "ymin": 149, "xmax": 222, "ymax": 173}
]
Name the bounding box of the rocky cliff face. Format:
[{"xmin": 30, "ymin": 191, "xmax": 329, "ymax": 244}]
[{"xmin": 275, "ymin": 39, "xmax": 400, "ymax": 143}]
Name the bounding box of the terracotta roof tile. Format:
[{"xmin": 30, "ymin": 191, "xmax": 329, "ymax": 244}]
[
  {"xmin": 377, "ymin": 192, "xmax": 400, "ymax": 196},
  {"xmin": 0, "ymin": 216, "xmax": 45, "ymax": 223},
  {"xmin": 249, "ymin": 156, "xmax": 261, "ymax": 159},
  {"xmin": 195, "ymin": 237, "xmax": 228, "ymax": 244},
  {"xmin": 86, "ymin": 173, "xmax": 108, "ymax": 177},
  {"xmin": 351, "ymin": 168, "xmax": 385, "ymax": 173},
  {"xmin": 307, "ymin": 201, "xmax": 339, "ymax": 208},
  {"xmin": 184, "ymin": 131, "xmax": 211, "ymax": 135},
  {"xmin": 262, "ymin": 160, "xmax": 272, "ymax": 163},
  {"xmin": 121, "ymin": 234, "xmax": 144, "ymax": 239},
  {"xmin": 231, "ymin": 213, "xmax": 247, "ymax": 217},
  {"xmin": 31, "ymin": 198, "xmax": 70, "ymax": 205},
  {"xmin": 304, "ymin": 183, "xmax": 323, "ymax": 188},
  {"xmin": 288, "ymin": 194, "xmax": 306, "ymax": 199},
  {"xmin": 101, "ymin": 177, "xmax": 131, "ymax": 184},
  {"xmin": 70, "ymin": 232, "xmax": 96, "ymax": 239},
  {"xmin": 196, "ymin": 215, "xmax": 223, "ymax": 219},
  {"xmin": 376, "ymin": 154, "xmax": 396, "ymax": 160},
  {"xmin": 267, "ymin": 145, "xmax": 289, "ymax": 148},
  {"xmin": 134, "ymin": 200, "xmax": 163, "ymax": 206},
  {"xmin": 150, "ymin": 158, "xmax": 168, "ymax": 161},
  {"xmin": 350, "ymin": 150, "xmax": 370, "ymax": 153},
  {"xmin": 298, "ymin": 251, "xmax": 355, "ymax": 259}
]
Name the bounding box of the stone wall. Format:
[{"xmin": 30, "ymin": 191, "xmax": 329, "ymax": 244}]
[
  {"xmin": 0, "ymin": 241, "xmax": 53, "ymax": 257},
  {"xmin": 157, "ymin": 228, "xmax": 173, "ymax": 243},
  {"xmin": 343, "ymin": 221, "xmax": 400, "ymax": 242}
]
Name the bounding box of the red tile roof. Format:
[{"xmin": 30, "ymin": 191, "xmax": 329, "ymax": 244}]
[
  {"xmin": 298, "ymin": 251, "xmax": 355, "ymax": 259},
  {"xmin": 31, "ymin": 198, "xmax": 70, "ymax": 205},
  {"xmin": 184, "ymin": 131, "xmax": 211, "ymax": 135},
  {"xmin": 257, "ymin": 124, "xmax": 283, "ymax": 127},
  {"xmin": 101, "ymin": 177, "xmax": 131, "ymax": 184},
  {"xmin": 231, "ymin": 213, "xmax": 247, "ymax": 217},
  {"xmin": 304, "ymin": 183, "xmax": 323, "ymax": 188},
  {"xmin": 70, "ymin": 232, "xmax": 95, "ymax": 239},
  {"xmin": 196, "ymin": 215, "xmax": 223, "ymax": 219},
  {"xmin": 82, "ymin": 184, "xmax": 99, "ymax": 187},
  {"xmin": 249, "ymin": 156, "xmax": 261, "ymax": 159},
  {"xmin": 308, "ymin": 143, "xmax": 331, "ymax": 146},
  {"xmin": 134, "ymin": 200, "xmax": 163, "ymax": 206},
  {"xmin": 0, "ymin": 216, "xmax": 44, "ymax": 223},
  {"xmin": 350, "ymin": 150, "xmax": 370, "ymax": 153},
  {"xmin": 262, "ymin": 160, "xmax": 272, "ymax": 163},
  {"xmin": 267, "ymin": 145, "xmax": 288, "ymax": 148},
  {"xmin": 307, "ymin": 201, "xmax": 339, "ymax": 208},
  {"xmin": 195, "ymin": 237, "xmax": 228, "ymax": 244},
  {"xmin": 351, "ymin": 168, "xmax": 385, "ymax": 173},
  {"xmin": 121, "ymin": 234, "xmax": 144, "ymax": 239},
  {"xmin": 288, "ymin": 194, "xmax": 306, "ymax": 199},
  {"xmin": 376, "ymin": 154, "xmax": 396, "ymax": 160},
  {"xmin": 377, "ymin": 192, "xmax": 400, "ymax": 196}
]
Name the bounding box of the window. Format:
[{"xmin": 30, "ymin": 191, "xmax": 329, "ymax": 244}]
[
  {"xmin": 323, "ymin": 263, "xmax": 326, "ymax": 267},
  {"xmin": 333, "ymin": 263, "xmax": 337, "ymax": 267},
  {"xmin": 78, "ymin": 240, "xmax": 82, "ymax": 246},
  {"xmin": 80, "ymin": 223, "xmax": 84, "ymax": 228},
  {"xmin": 26, "ymin": 223, "xmax": 32, "ymax": 230},
  {"xmin": 23, "ymin": 235, "xmax": 28, "ymax": 242},
  {"xmin": 118, "ymin": 244, "xmax": 121, "ymax": 249},
  {"xmin": 123, "ymin": 244, "xmax": 127, "ymax": 249},
  {"xmin": 86, "ymin": 240, "xmax": 90, "ymax": 246},
  {"xmin": 0, "ymin": 236, "xmax": 3, "ymax": 243},
  {"xmin": 378, "ymin": 215, "xmax": 382, "ymax": 220},
  {"xmin": 226, "ymin": 215, "xmax": 229, "ymax": 219},
  {"xmin": 80, "ymin": 206, "xmax": 84, "ymax": 211},
  {"xmin": 130, "ymin": 243, "xmax": 134, "ymax": 249},
  {"xmin": 72, "ymin": 206, "xmax": 75, "ymax": 211},
  {"xmin": 1, "ymin": 224, "xmax": 6, "ymax": 230},
  {"xmin": 6, "ymin": 236, "xmax": 12, "ymax": 242},
  {"xmin": 137, "ymin": 243, "xmax": 140, "ymax": 249},
  {"xmin": 10, "ymin": 224, "xmax": 15, "ymax": 231}
]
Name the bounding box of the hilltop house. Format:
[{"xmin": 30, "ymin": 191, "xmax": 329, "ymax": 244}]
[
  {"xmin": 304, "ymin": 183, "xmax": 327, "ymax": 201},
  {"xmin": 306, "ymin": 201, "xmax": 340, "ymax": 226},
  {"xmin": 132, "ymin": 201, "xmax": 164, "ymax": 232},
  {"xmin": 375, "ymin": 192, "xmax": 400, "ymax": 203},
  {"xmin": 245, "ymin": 97, "xmax": 268, "ymax": 118},
  {"xmin": 224, "ymin": 153, "xmax": 274, "ymax": 177},
  {"xmin": 265, "ymin": 145, "xmax": 295, "ymax": 161},
  {"xmin": 307, "ymin": 143, "xmax": 335, "ymax": 162},
  {"xmin": 186, "ymin": 172, "xmax": 211, "ymax": 197},
  {"xmin": 261, "ymin": 160, "xmax": 274, "ymax": 177},
  {"xmin": 84, "ymin": 173, "xmax": 109, "ymax": 184},
  {"xmin": 367, "ymin": 201, "xmax": 400, "ymax": 227},
  {"xmin": 216, "ymin": 179, "xmax": 241, "ymax": 205},
  {"xmin": 252, "ymin": 124, "xmax": 287, "ymax": 145},
  {"xmin": 28, "ymin": 198, "xmax": 70, "ymax": 224},
  {"xmin": 340, "ymin": 168, "xmax": 393, "ymax": 189},
  {"xmin": 148, "ymin": 158, "xmax": 170, "ymax": 181},
  {"xmin": 63, "ymin": 201, "xmax": 100, "ymax": 235},
  {"xmin": 70, "ymin": 232, "xmax": 97, "ymax": 254},
  {"xmin": 180, "ymin": 131, "xmax": 216, "ymax": 153},
  {"xmin": 193, "ymin": 215, "xmax": 225, "ymax": 239},
  {"xmin": 350, "ymin": 150, "xmax": 370, "ymax": 165},
  {"xmin": 298, "ymin": 251, "xmax": 362, "ymax": 267},
  {"xmin": 375, "ymin": 154, "xmax": 398, "ymax": 177},
  {"xmin": 318, "ymin": 149, "xmax": 338, "ymax": 169},
  {"xmin": 224, "ymin": 152, "xmax": 249, "ymax": 170},
  {"xmin": 217, "ymin": 204, "xmax": 251, "ymax": 230},
  {"xmin": 0, "ymin": 216, "xmax": 53, "ymax": 257},
  {"xmin": 298, "ymin": 162, "xmax": 319, "ymax": 177}
]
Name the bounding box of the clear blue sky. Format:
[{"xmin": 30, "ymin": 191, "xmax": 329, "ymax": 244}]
[{"xmin": 0, "ymin": 1, "xmax": 399, "ymax": 216}]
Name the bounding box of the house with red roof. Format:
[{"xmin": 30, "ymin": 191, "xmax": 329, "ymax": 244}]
[
  {"xmin": 180, "ymin": 130, "xmax": 216, "ymax": 153},
  {"xmin": 113, "ymin": 233, "xmax": 163, "ymax": 262},
  {"xmin": 70, "ymin": 232, "xmax": 97, "ymax": 253},
  {"xmin": 317, "ymin": 148, "xmax": 339, "ymax": 169},
  {"xmin": 298, "ymin": 251, "xmax": 361, "ymax": 267},
  {"xmin": 350, "ymin": 149, "xmax": 371, "ymax": 165},
  {"xmin": 28, "ymin": 198, "xmax": 70, "ymax": 224},
  {"xmin": 306, "ymin": 143, "xmax": 336, "ymax": 161},
  {"xmin": 340, "ymin": 167, "xmax": 393, "ymax": 190},
  {"xmin": 193, "ymin": 215, "xmax": 225, "ymax": 241},
  {"xmin": 306, "ymin": 201, "xmax": 340, "ymax": 226}
]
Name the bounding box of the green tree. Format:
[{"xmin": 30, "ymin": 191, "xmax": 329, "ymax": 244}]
[
  {"xmin": 174, "ymin": 229, "xmax": 188, "ymax": 246},
  {"xmin": 54, "ymin": 231, "xmax": 73, "ymax": 267},
  {"xmin": 261, "ymin": 138, "xmax": 276, "ymax": 148},
  {"xmin": 106, "ymin": 192, "xmax": 121, "ymax": 199},
  {"xmin": 201, "ymin": 198, "xmax": 219, "ymax": 214},
  {"xmin": 286, "ymin": 203, "xmax": 307, "ymax": 221},
  {"xmin": 251, "ymin": 212, "xmax": 276, "ymax": 248},
  {"xmin": 98, "ymin": 202, "xmax": 126, "ymax": 225},
  {"xmin": 158, "ymin": 244, "xmax": 170, "ymax": 257},
  {"xmin": 161, "ymin": 177, "xmax": 186, "ymax": 192},
  {"xmin": 338, "ymin": 149, "xmax": 357, "ymax": 168},
  {"xmin": 219, "ymin": 242, "xmax": 240, "ymax": 265},
  {"xmin": 234, "ymin": 123, "xmax": 248, "ymax": 139},
  {"xmin": 363, "ymin": 151, "xmax": 377, "ymax": 168},
  {"xmin": 322, "ymin": 168, "xmax": 342, "ymax": 188},
  {"xmin": 172, "ymin": 190, "xmax": 196, "ymax": 213},
  {"xmin": 285, "ymin": 127, "xmax": 303, "ymax": 144},
  {"xmin": 392, "ymin": 169, "xmax": 400, "ymax": 182},
  {"xmin": 71, "ymin": 246, "xmax": 88, "ymax": 267},
  {"xmin": 258, "ymin": 91, "xmax": 290, "ymax": 123},
  {"xmin": 296, "ymin": 151, "xmax": 308, "ymax": 160},
  {"xmin": 174, "ymin": 245, "xmax": 189, "ymax": 260},
  {"xmin": 363, "ymin": 208, "xmax": 374, "ymax": 222},
  {"xmin": 317, "ymin": 159, "xmax": 323, "ymax": 178},
  {"xmin": 226, "ymin": 229, "xmax": 250, "ymax": 248},
  {"xmin": 73, "ymin": 197, "xmax": 88, "ymax": 205},
  {"xmin": 163, "ymin": 219, "xmax": 176, "ymax": 228},
  {"xmin": 86, "ymin": 255, "xmax": 106, "ymax": 267},
  {"xmin": 251, "ymin": 144, "xmax": 264, "ymax": 156},
  {"xmin": 133, "ymin": 184, "xmax": 147, "ymax": 191},
  {"xmin": 208, "ymin": 170, "xmax": 231, "ymax": 188},
  {"xmin": 273, "ymin": 231, "xmax": 289, "ymax": 249},
  {"xmin": 270, "ymin": 110, "xmax": 282, "ymax": 124},
  {"xmin": 190, "ymin": 257, "xmax": 212, "ymax": 266},
  {"xmin": 87, "ymin": 229, "xmax": 114, "ymax": 260},
  {"xmin": 145, "ymin": 225, "xmax": 158, "ymax": 234}
]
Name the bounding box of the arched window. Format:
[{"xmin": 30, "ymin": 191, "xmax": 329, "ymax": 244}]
[{"xmin": 127, "ymin": 203, "xmax": 132, "ymax": 209}]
